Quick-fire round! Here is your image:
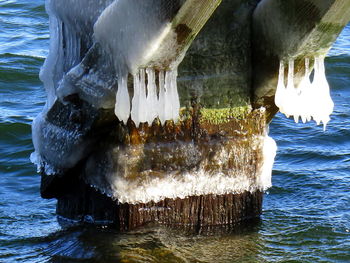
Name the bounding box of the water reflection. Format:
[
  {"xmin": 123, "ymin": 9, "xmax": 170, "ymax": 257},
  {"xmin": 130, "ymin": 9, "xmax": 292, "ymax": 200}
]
[{"xmin": 43, "ymin": 220, "xmax": 264, "ymax": 263}]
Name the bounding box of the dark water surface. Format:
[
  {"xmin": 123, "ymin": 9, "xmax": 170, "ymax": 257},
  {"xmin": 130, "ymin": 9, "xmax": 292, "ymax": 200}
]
[{"xmin": 0, "ymin": 1, "xmax": 349, "ymax": 262}]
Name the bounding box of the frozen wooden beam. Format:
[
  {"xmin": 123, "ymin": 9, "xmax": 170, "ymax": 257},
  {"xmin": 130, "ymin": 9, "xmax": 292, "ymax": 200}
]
[{"xmin": 252, "ymin": 0, "xmax": 350, "ymax": 118}]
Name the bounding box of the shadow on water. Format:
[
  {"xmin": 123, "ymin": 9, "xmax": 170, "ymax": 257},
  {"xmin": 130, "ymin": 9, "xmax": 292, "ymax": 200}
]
[{"xmin": 40, "ymin": 219, "xmax": 264, "ymax": 263}]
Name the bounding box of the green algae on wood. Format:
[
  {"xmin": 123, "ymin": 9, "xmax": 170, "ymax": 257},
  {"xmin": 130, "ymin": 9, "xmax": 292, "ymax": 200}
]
[{"xmin": 199, "ymin": 106, "xmax": 252, "ymax": 125}]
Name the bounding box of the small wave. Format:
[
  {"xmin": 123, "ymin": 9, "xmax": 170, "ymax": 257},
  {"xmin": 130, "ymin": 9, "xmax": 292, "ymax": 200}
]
[{"xmin": 0, "ymin": 52, "xmax": 45, "ymax": 62}]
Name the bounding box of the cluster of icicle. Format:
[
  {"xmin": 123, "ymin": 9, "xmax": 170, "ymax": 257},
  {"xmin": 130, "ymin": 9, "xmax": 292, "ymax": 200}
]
[
  {"xmin": 275, "ymin": 56, "xmax": 334, "ymax": 130},
  {"xmin": 114, "ymin": 68, "xmax": 180, "ymax": 127}
]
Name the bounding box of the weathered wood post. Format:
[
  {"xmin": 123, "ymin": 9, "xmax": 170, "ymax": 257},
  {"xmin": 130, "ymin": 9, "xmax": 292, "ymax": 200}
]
[{"xmin": 32, "ymin": 0, "xmax": 350, "ymax": 231}]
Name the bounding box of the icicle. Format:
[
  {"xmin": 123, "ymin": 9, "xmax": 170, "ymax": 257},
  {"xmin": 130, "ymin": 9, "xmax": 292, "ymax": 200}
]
[
  {"xmin": 275, "ymin": 61, "xmax": 285, "ymax": 111},
  {"xmin": 311, "ymin": 55, "xmax": 334, "ymax": 130},
  {"xmin": 158, "ymin": 70, "xmax": 166, "ymax": 125},
  {"xmin": 298, "ymin": 58, "xmax": 312, "ymax": 123},
  {"xmin": 275, "ymin": 56, "xmax": 334, "ymax": 131},
  {"xmin": 170, "ymin": 69, "xmax": 180, "ymax": 122},
  {"xmin": 281, "ymin": 59, "xmax": 298, "ymax": 121},
  {"xmin": 318, "ymin": 55, "xmax": 334, "ymax": 130},
  {"xmin": 114, "ymin": 76, "xmax": 130, "ymax": 124},
  {"xmin": 129, "ymin": 68, "xmax": 181, "ymax": 127},
  {"xmin": 139, "ymin": 69, "xmax": 148, "ymax": 124},
  {"xmin": 146, "ymin": 68, "xmax": 158, "ymax": 124},
  {"xmin": 131, "ymin": 71, "xmax": 141, "ymax": 127},
  {"xmin": 310, "ymin": 56, "xmax": 321, "ymax": 125},
  {"xmin": 164, "ymin": 70, "xmax": 173, "ymax": 122}
]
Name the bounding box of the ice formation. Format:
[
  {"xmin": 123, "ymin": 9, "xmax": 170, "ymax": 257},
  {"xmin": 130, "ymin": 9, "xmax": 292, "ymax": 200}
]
[
  {"xmin": 122, "ymin": 68, "xmax": 179, "ymax": 127},
  {"xmin": 113, "ymin": 171, "xmax": 258, "ymax": 204},
  {"xmin": 114, "ymin": 76, "xmax": 130, "ymax": 124},
  {"xmin": 93, "ymin": 0, "xmax": 182, "ymax": 126},
  {"xmin": 91, "ymin": 133, "xmax": 276, "ymax": 204},
  {"xmin": 32, "ymin": 0, "xmax": 187, "ymax": 175},
  {"xmin": 39, "ymin": 2, "xmax": 64, "ymax": 109},
  {"xmin": 274, "ymin": 55, "xmax": 334, "ymax": 130},
  {"xmin": 31, "ymin": 112, "xmax": 90, "ymax": 174},
  {"xmin": 257, "ymin": 133, "xmax": 277, "ymax": 190}
]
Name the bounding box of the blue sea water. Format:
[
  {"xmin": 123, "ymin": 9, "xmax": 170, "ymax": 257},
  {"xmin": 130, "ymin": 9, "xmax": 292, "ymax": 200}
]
[{"xmin": 0, "ymin": 1, "xmax": 349, "ymax": 262}]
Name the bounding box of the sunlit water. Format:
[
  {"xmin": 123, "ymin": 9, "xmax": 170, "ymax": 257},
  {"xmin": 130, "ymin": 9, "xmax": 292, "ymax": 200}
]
[{"xmin": 0, "ymin": 1, "xmax": 349, "ymax": 262}]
